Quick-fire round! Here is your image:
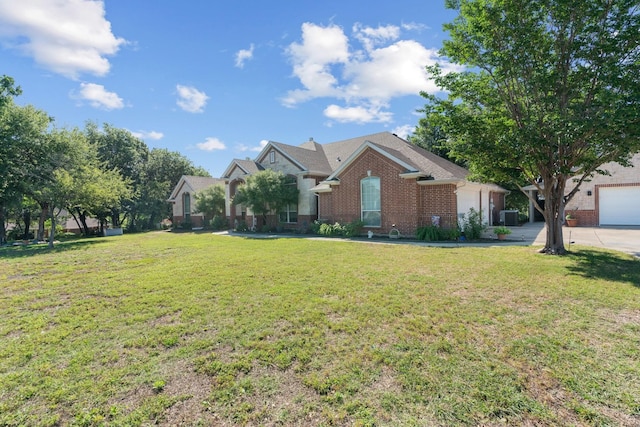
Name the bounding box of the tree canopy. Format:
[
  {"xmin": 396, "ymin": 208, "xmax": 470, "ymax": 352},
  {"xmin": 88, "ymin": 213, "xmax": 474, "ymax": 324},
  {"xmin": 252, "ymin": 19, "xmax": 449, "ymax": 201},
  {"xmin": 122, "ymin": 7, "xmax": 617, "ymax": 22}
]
[
  {"xmin": 194, "ymin": 185, "xmax": 226, "ymax": 224},
  {"xmin": 0, "ymin": 75, "xmax": 210, "ymax": 243},
  {"xmin": 420, "ymin": 0, "xmax": 640, "ymax": 254},
  {"xmin": 233, "ymin": 170, "xmax": 299, "ymax": 226}
]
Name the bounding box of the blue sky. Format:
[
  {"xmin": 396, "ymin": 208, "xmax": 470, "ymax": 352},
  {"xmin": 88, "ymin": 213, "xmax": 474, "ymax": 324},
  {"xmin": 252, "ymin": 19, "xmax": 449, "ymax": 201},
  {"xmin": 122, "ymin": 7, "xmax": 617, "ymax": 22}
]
[{"xmin": 0, "ymin": 1, "xmax": 459, "ymax": 177}]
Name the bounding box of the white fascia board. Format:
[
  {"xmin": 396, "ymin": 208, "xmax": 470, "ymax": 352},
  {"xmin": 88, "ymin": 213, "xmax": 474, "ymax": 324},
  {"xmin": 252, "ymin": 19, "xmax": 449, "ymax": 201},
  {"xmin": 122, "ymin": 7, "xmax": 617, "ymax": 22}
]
[
  {"xmin": 309, "ymin": 183, "xmax": 333, "ymax": 193},
  {"xmin": 416, "ymin": 178, "xmax": 463, "ymax": 186},
  {"xmin": 399, "ymin": 171, "xmax": 425, "ymax": 179}
]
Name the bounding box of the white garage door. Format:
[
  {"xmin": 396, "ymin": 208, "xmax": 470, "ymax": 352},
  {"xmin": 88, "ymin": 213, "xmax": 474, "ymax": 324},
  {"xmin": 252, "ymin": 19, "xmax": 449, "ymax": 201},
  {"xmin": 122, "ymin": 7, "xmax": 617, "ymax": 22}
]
[{"xmin": 599, "ymin": 186, "xmax": 640, "ymax": 226}]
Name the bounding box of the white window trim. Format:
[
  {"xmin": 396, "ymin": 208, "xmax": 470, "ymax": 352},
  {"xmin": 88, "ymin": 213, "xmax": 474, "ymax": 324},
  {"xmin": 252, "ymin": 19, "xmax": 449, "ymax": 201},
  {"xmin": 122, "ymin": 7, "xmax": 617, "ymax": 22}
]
[{"xmin": 361, "ymin": 176, "xmax": 381, "ymax": 227}]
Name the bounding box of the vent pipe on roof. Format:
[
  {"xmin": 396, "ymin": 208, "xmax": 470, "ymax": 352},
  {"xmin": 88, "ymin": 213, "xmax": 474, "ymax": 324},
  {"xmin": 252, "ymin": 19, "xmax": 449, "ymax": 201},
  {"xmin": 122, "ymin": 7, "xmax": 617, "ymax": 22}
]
[{"xmin": 309, "ymin": 137, "xmax": 314, "ymax": 142}]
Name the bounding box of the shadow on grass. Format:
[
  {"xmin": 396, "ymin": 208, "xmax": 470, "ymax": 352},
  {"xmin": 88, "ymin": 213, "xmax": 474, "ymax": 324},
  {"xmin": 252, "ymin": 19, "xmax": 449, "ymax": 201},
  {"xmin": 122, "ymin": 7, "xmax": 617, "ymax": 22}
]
[
  {"xmin": 567, "ymin": 249, "xmax": 640, "ymax": 287},
  {"xmin": 0, "ymin": 238, "xmax": 107, "ymax": 259}
]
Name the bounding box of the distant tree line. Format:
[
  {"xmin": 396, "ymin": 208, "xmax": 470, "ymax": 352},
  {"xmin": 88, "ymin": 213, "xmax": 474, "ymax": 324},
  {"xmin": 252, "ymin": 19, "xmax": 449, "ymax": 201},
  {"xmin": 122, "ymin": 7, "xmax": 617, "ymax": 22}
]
[{"xmin": 0, "ymin": 75, "xmax": 209, "ymax": 246}]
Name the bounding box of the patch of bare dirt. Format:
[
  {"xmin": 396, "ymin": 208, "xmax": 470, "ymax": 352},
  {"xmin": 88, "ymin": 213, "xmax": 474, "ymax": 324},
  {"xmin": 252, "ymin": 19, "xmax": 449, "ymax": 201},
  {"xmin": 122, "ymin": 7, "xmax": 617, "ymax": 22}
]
[
  {"xmin": 600, "ymin": 308, "xmax": 640, "ymax": 327},
  {"xmin": 160, "ymin": 360, "xmax": 221, "ymax": 426},
  {"xmin": 515, "ymin": 362, "xmax": 587, "ymax": 426},
  {"xmin": 511, "ymin": 361, "xmax": 638, "ymax": 426}
]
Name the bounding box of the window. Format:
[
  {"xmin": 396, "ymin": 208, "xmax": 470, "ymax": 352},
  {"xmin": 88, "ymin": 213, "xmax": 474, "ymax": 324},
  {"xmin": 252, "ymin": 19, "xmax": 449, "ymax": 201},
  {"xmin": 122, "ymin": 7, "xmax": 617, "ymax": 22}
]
[
  {"xmin": 361, "ymin": 176, "xmax": 381, "ymax": 227},
  {"xmin": 279, "ymin": 175, "xmax": 298, "ymax": 223},
  {"xmin": 269, "ymin": 151, "xmax": 276, "ymax": 163},
  {"xmin": 183, "ymin": 193, "xmax": 191, "ymax": 220},
  {"xmin": 279, "ymin": 204, "xmax": 298, "ymax": 223}
]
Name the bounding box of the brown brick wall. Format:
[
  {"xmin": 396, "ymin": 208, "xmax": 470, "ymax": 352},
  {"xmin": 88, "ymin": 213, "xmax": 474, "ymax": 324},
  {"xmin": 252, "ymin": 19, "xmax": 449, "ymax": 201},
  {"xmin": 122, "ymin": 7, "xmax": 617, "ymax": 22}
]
[
  {"xmin": 565, "ymin": 209, "xmax": 597, "ymax": 226},
  {"xmin": 418, "ymin": 184, "xmax": 458, "ymax": 229},
  {"xmin": 316, "ymin": 148, "xmax": 458, "ymax": 236}
]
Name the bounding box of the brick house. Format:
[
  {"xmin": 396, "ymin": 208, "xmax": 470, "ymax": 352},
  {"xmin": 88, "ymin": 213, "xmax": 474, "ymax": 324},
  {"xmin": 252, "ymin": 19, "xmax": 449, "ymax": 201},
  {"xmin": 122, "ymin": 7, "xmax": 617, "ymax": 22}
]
[
  {"xmin": 223, "ymin": 132, "xmax": 506, "ymax": 236},
  {"xmin": 168, "ymin": 175, "xmax": 225, "ymax": 228},
  {"xmin": 525, "ymin": 153, "xmax": 640, "ymax": 226}
]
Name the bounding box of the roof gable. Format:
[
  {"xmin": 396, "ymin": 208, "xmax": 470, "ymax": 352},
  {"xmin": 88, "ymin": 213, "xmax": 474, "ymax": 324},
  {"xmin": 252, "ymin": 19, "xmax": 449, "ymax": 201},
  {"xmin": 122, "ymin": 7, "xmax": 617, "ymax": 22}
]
[
  {"xmin": 222, "ymin": 159, "xmax": 263, "ymax": 179},
  {"xmin": 221, "ymin": 131, "xmax": 471, "ymax": 183},
  {"xmin": 326, "ymin": 141, "xmax": 418, "ymax": 180},
  {"xmin": 168, "ymin": 175, "xmax": 223, "ymax": 201}
]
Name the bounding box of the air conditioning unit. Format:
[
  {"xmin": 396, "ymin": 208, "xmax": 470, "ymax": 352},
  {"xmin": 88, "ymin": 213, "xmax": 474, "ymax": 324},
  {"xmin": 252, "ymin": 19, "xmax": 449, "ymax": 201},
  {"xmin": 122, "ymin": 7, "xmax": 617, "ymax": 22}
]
[{"xmin": 500, "ymin": 210, "xmax": 519, "ymax": 226}]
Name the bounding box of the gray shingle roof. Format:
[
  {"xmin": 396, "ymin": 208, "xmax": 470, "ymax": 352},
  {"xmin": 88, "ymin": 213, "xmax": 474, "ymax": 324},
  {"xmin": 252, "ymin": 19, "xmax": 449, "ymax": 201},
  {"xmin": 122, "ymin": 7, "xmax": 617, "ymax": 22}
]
[
  {"xmin": 225, "ymin": 132, "xmax": 472, "ymax": 184},
  {"xmin": 183, "ymin": 175, "xmax": 225, "ymax": 192},
  {"xmin": 168, "ymin": 175, "xmax": 224, "ymax": 201},
  {"xmin": 270, "ymin": 132, "xmax": 469, "ymax": 181}
]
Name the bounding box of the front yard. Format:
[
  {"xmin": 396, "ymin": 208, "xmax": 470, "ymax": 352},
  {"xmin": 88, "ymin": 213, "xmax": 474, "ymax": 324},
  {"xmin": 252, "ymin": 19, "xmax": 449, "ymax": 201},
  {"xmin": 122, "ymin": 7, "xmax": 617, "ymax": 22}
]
[{"xmin": 1, "ymin": 232, "xmax": 639, "ymax": 426}]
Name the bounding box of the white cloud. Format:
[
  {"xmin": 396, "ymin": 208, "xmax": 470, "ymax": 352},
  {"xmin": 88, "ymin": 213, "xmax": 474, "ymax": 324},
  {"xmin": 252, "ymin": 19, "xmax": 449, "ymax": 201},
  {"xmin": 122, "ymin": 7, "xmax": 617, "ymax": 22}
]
[
  {"xmin": 0, "ymin": 0, "xmax": 125, "ymax": 79},
  {"xmin": 197, "ymin": 137, "xmax": 226, "ymax": 151},
  {"xmin": 391, "ymin": 124, "xmax": 414, "ymax": 139},
  {"xmin": 235, "ymin": 44, "xmax": 254, "ymax": 68},
  {"xmin": 352, "ymin": 23, "xmax": 400, "ymax": 52},
  {"xmin": 131, "ymin": 130, "xmax": 164, "ymax": 140},
  {"xmin": 282, "ymin": 22, "xmax": 349, "ymax": 107},
  {"xmin": 237, "ymin": 139, "xmax": 268, "ymax": 152},
  {"xmin": 283, "ymin": 21, "xmax": 458, "ymax": 124},
  {"xmin": 176, "ymin": 84, "xmax": 209, "ymax": 113},
  {"xmin": 401, "ymin": 22, "xmax": 429, "ymax": 32},
  {"xmin": 324, "ymin": 104, "xmax": 393, "ymax": 124},
  {"xmin": 343, "ymin": 40, "xmax": 445, "ymax": 100},
  {"xmin": 74, "ymin": 83, "xmax": 124, "ymax": 110}
]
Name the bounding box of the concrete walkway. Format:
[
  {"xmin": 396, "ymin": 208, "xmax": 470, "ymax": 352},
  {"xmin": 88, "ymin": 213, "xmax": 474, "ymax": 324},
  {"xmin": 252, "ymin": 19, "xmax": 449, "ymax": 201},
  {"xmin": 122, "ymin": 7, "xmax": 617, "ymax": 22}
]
[
  {"xmin": 502, "ymin": 222, "xmax": 640, "ymax": 257},
  {"xmin": 222, "ymin": 223, "xmax": 640, "ymax": 258}
]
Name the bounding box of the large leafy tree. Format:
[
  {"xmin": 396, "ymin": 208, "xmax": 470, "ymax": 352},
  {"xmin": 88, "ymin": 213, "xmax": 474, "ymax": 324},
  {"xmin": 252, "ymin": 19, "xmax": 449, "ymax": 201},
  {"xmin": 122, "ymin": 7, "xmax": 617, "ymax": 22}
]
[
  {"xmin": 137, "ymin": 148, "xmax": 210, "ymax": 230},
  {"xmin": 0, "ymin": 80, "xmax": 53, "ymax": 244},
  {"xmin": 86, "ymin": 122, "xmax": 149, "ymax": 229},
  {"xmin": 233, "ymin": 170, "xmax": 299, "ymax": 226},
  {"xmin": 421, "ymin": 0, "xmax": 640, "ymax": 254},
  {"xmin": 194, "ymin": 185, "xmax": 226, "ymax": 225}
]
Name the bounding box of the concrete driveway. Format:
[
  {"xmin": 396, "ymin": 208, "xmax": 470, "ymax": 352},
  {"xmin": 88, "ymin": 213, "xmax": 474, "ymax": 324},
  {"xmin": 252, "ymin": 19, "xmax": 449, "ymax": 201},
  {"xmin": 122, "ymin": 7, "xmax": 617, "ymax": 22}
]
[{"xmin": 516, "ymin": 222, "xmax": 640, "ymax": 257}]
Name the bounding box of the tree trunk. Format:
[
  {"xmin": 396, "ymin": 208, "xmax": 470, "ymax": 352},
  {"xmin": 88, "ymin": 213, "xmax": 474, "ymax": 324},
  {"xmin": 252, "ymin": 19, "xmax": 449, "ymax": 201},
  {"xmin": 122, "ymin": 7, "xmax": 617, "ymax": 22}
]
[
  {"xmin": 0, "ymin": 203, "xmax": 6, "ymax": 245},
  {"xmin": 48, "ymin": 208, "xmax": 56, "ymax": 248},
  {"xmin": 110, "ymin": 208, "xmax": 121, "ymax": 228},
  {"xmin": 22, "ymin": 209, "xmax": 31, "ymax": 240},
  {"xmin": 78, "ymin": 211, "xmax": 90, "ymax": 236},
  {"xmin": 540, "ymin": 178, "xmax": 567, "ymax": 255},
  {"xmin": 37, "ymin": 202, "xmax": 49, "ymax": 241}
]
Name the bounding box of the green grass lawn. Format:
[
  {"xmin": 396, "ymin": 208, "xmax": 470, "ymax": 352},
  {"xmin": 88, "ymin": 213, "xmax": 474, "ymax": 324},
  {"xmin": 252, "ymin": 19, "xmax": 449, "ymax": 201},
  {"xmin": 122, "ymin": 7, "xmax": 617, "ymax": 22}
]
[{"xmin": 1, "ymin": 232, "xmax": 639, "ymax": 426}]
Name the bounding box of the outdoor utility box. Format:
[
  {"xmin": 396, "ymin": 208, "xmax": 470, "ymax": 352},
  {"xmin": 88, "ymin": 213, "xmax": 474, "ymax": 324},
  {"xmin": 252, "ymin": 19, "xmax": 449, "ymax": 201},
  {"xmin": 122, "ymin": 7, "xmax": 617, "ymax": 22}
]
[{"xmin": 500, "ymin": 210, "xmax": 519, "ymax": 226}]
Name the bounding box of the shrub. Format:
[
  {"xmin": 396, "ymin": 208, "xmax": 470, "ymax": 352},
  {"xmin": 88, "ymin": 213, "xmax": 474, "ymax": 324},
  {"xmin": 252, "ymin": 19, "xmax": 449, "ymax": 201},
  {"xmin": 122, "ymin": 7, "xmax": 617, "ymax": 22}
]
[
  {"xmin": 210, "ymin": 215, "xmax": 228, "ymax": 231},
  {"xmin": 318, "ymin": 222, "xmax": 341, "ymax": 236},
  {"xmin": 342, "ymin": 220, "xmax": 364, "ymax": 237},
  {"xmin": 234, "ymin": 220, "xmax": 248, "ymax": 232},
  {"xmin": 178, "ymin": 220, "xmax": 193, "ymax": 230},
  {"xmin": 316, "ymin": 220, "xmax": 364, "ymax": 237},
  {"xmin": 260, "ymin": 225, "xmax": 271, "ymax": 233},
  {"xmin": 416, "ymin": 225, "xmax": 459, "ymax": 241},
  {"xmin": 493, "ymin": 225, "xmax": 512, "ymax": 235},
  {"xmin": 459, "ymin": 208, "xmax": 487, "ymax": 240}
]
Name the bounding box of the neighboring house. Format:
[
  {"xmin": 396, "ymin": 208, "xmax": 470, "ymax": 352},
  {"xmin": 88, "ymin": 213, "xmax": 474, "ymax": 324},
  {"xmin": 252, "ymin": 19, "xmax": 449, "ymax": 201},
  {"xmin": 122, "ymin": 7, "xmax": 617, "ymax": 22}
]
[
  {"xmin": 62, "ymin": 216, "xmax": 100, "ymax": 235},
  {"xmin": 222, "ymin": 132, "xmax": 507, "ymax": 236},
  {"xmin": 525, "ymin": 153, "xmax": 640, "ymax": 226},
  {"xmin": 57, "ymin": 209, "xmax": 100, "ymax": 235},
  {"xmin": 168, "ymin": 175, "xmax": 225, "ymax": 227}
]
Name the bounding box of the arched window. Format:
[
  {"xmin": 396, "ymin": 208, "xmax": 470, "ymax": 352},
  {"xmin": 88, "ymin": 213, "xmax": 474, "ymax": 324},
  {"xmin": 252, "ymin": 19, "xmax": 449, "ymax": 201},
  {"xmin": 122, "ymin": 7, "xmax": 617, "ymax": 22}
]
[
  {"xmin": 183, "ymin": 192, "xmax": 191, "ymax": 220},
  {"xmin": 361, "ymin": 176, "xmax": 380, "ymax": 227}
]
